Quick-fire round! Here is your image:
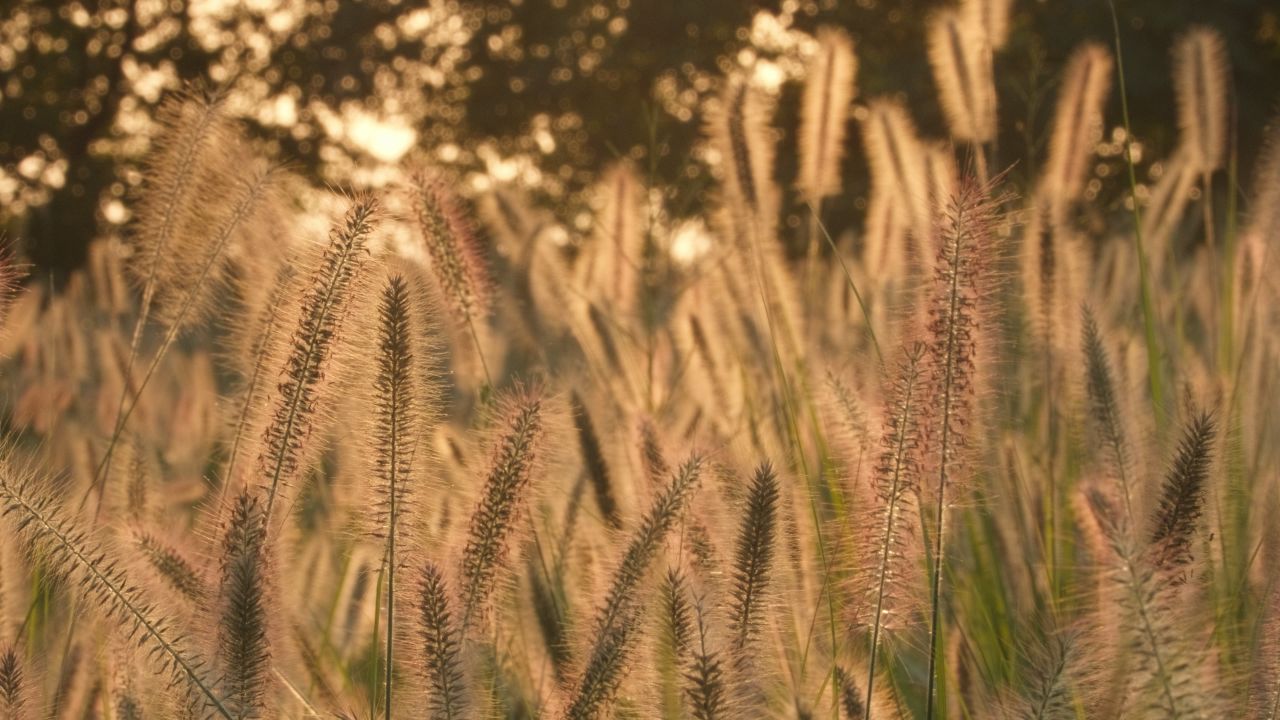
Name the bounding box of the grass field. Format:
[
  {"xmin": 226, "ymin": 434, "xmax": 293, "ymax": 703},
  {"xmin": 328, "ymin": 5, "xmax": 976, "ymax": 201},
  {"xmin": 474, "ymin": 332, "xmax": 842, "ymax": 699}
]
[{"xmin": 0, "ymin": 2, "xmax": 1277, "ymax": 718}]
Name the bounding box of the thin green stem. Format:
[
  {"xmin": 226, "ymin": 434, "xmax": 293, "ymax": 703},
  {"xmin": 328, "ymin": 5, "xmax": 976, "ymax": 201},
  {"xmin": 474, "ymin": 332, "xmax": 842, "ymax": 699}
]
[
  {"xmin": 465, "ymin": 312, "xmax": 494, "ymax": 397},
  {"xmin": 370, "ymin": 563, "xmax": 384, "ymax": 720},
  {"xmin": 809, "ymin": 202, "xmax": 882, "ymax": 364},
  {"xmin": 1107, "ymin": 0, "xmax": 1165, "ymax": 426}
]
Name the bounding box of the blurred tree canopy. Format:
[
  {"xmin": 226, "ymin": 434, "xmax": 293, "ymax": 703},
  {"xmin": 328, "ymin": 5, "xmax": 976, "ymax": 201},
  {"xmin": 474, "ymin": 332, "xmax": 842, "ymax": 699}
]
[{"xmin": 3, "ymin": 0, "xmax": 1279, "ymax": 278}]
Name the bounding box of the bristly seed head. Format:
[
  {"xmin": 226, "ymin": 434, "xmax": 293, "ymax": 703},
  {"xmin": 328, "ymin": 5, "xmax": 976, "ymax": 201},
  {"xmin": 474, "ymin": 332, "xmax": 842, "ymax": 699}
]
[{"xmin": 407, "ymin": 166, "xmax": 490, "ymax": 325}]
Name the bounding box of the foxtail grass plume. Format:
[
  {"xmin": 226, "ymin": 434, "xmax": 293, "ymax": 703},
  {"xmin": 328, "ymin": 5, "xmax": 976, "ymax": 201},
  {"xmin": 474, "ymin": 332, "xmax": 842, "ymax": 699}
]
[
  {"xmin": 798, "ymin": 28, "xmax": 857, "ymax": 204},
  {"xmin": 1239, "ymin": 117, "xmax": 1280, "ymax": 344},
  {"xmin": 727, "ymin": 461, "xmax": 779, "ymax": 656},
  {"xmin": 1139, "ymin": 146, "xmax": 1197, "ymax": 261},
  {"xmin": 961, "ymin": 0, "xmax": 1014, "ymax": 51},
  {"xmin": 922, "ymin": 175, "xmax": 1003, "ymax": 717},
  {"xmin": 570, "ymin": 391, "xmax": 622, "ymax": 530},
  {"xmin": 708, "ymin": 74, "xmax": 778, "ymax": 237},
  {"xmin": 365, "ymin": 267, "xmax": 438, "ymax": 715},
  {"xmin": 1174, "ymin": 27, "xmax": 1229, "ymax": 174},
  {"xmin": 862, "ymin": 99, "xmax": 932, "ymax": 258},
  {"xmin": 130, "ymin": 90, "xmax": 236, "ymax": 329},
  {"xmin": 220, "ymin": 265, "xmax": 293, "ymax": 509},
  {"xmin": 1082, "ymin": 308, "xmax": 1135, "ymax": 520},
  {"xmin": 0, "ymin": 643, "xmax": 26, "ymax": 720},
  {"xmin": 151, "ymin": 158, "xmax": 280, "ymax": 333},
  {"xmin": 416, "ymin": 561, "xmax": 467, "ymax": 720},
  {"xmin": 862, "ymin": 191, "xmax": 909, "ymax": 282},
  {"xmin": 566, "ymin": 455, "xmax": 704, "ymax": 720},
  {"xmin": 214, "ymin": 489, "xmax": 273, "ymax": 719},
  {"xmin": 407, "ymin": 166, "xmax": 490, "ymax": 327},
  {"xmin": 0, "ymin": 240, "xmax": 25, "ymax": 329},
  {"xmin": 661, "ymin": 567, "xmax": 693, "ymax": 661},
  {"xmin": 1246, "ymin": 118, "xmax": 1280, "ymax": 248},
  {"xmin": 255, "ymin": 195, "xmax": 379, "ymax": 524},
  {"xmin": 835, "ymin": 666, "xmax": 866, "ymax": 720},
  {"xmin": 638, "ymin": 418, "xmax": 670, "ymax": 489},
  {"xmin": 659, "ymin": 567, "xmax": 693, "ymax": 719},
  {"xmin": 1147, "ymin": 411, "xmax": 1215, "ymax": 576},
  {"xmin": 528, "ymin": 553, "xmax": 573, "ymax": 684},
  {"xmin": 858, "ymin": 342, "xmax": 926, "ymax": 713},
  {"xmin": 1041, "ymin": 43, "xmax": 1113, "ymax": 223},
  {"xmin": 1250, "ymin": 589, "xmax": 1280, "ymax": 718},
  {"xmin": 458, "ymin": 388, "xmax": 544, "ymax": 631},
  {"xmin": 927, "ymin": 10, "xmax": 998, "ymax": 144}
]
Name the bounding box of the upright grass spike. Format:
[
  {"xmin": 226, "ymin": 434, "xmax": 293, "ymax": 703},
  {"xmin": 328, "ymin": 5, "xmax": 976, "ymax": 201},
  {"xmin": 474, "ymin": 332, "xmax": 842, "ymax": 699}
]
[
  {"xmin": 1245, "ymin": 116, "xmax": 1280, "ymax": 248},
  {"xmin": 923, "ymin": 176, "xmax": 1003, "ymax": 720},
  {"xmin": 0, "ymin": 455, "xmax": 233, "ymax": 718},
  {"xmin": 1173, "ymin": 27, "xmax": 1228, "ymax": 175},
  {"xmin": 1250, "ymin": 589, "xmax": 1280, "ymax": 719},
  {"xmin": 528, "ymin": 553, "xmax": 572, "ymax": 684},
  {"xmin": 1021, "ymin": 196, "xmax": 1085, "ymax": 590},
  {"xmin": 458, "ymin": 388, "xmax": 544, "ymax": 632},
  {"xmin": 712, "ymin": 75, "xmax": 774, "ymax": 224},
  {"xmin": 797, "ymin": 27, "xmax": 857, "ymax": 206},
  {"xmin": 961, "ymin": 0, "xmax": 1014, "ymax": 50},
  {"xmin": 861, "ymin": 98, "xmax": 932, "ymax": 260},
  {"xmin": 365, "ymin": 269, "xmax": 437, "ymax": 718},
  {"xmin": 570, "ymin": 391, "xmax": 621, "ymax": 530},
  {"xmin": 860, "ymin": 343, "xmax": 926, "ymax": 717},
  {"xmin": 1082, "ymin": 307, "xmax": 1135, "ymax": 521},
  {"xmin": 150, "ymin": 159, "xmax": 279, "ymax": 333},
  {"xmin": 257, "ymin": 194, "xmax": 379, "ymax": 525},
  {"xmin": 1041, "ymin": 43, "xmax": 1113, "ymax": 224},
  {"xmin": 115, "ymin": 689, "xmax": 145, "ymax": 720},
  {"xmin": 566, "ymin": 455, "xmax": 704, "ymax": 719},
  {"xmin": 826, "ymin": 371, "xmax": 872, "ymax": 455},
  {"xmin": 927, "ymin": 9, "xmax": 998, "ymax": 148},
  {"xmin": 215, "ymin": 489, "xmax": 272, "ymax": 719},
  {"xmin": 416, "ymin": 562, "xmax": 467, "ymax": 720},
  {"xmin": 924, "ymin": 142, "xmax": 960, "ymax": 231},
  {"xmin": 727, "ymin": 461, "xmax": 778, "ymax": 656},
  {"xmin": 406, "ymin": 166, "xmax": 492, "ymax": 387},
  {"xmin": 1172, "ymin": 26, "xmax": 1230, "ymax": 365},
  {"xmin": 1147, "ymin": 411, "xmax": 1216, "ymax": 577},
  {"xmin": 407, "ymin": 167, "xmax": 490, "ymax": 326},
  {"xmin": 128, "ymin": 90, "xmax": 233, "ymax": 333}
]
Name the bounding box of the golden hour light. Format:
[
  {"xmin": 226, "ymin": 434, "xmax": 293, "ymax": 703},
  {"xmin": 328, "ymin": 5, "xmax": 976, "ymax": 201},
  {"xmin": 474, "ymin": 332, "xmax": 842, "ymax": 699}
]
[{"xmin": 1, "ymin": 0, "xmax": 1279, "ymax": 717}]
